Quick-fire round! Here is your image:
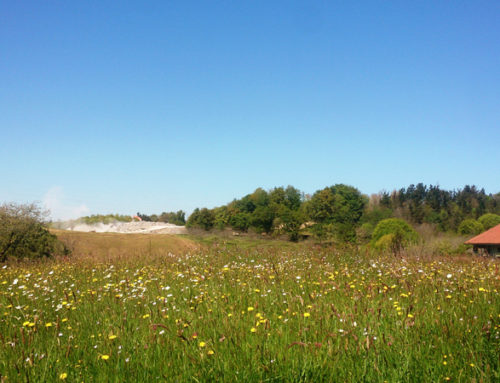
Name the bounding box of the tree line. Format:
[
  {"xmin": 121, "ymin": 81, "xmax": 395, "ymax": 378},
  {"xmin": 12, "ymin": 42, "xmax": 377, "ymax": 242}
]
[
  {"xmin": 135, "ymin": 211, "xmax": 186, "ymax": 226},
  {"xmin": 186, "ymin": 184, "xmax": 500, "ymax": 242}
]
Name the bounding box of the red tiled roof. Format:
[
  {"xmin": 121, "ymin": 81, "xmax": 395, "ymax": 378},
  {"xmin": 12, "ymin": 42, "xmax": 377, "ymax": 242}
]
[{"xmin": 465, "ymin": 224, "xmax": 500, "ymax": 245}]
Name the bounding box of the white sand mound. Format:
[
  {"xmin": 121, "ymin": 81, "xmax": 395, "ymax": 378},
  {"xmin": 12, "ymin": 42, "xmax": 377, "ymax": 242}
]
[{"xmin": 69, "ymin": 221, "xmax": 187, "ymax": 234}]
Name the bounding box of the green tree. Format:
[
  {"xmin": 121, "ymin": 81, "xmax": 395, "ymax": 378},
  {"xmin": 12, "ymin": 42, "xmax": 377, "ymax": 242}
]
[
  {"xmin": 457, "ymin": 219, "xmax": 484, "ymax": 235},
  {"xmin": 371, "ymin": 218, "xmax": 419, "ymax": 254},
  {"xmin": 306, "ymin": 184, "xmax": 367, "ymax": 242},
  {"xmin": 0, "ymin": 202, "xmax": 69, "ymax": 262},
  {"xmin": 229, "ymin": 212, "xmax": 251, "ymax": 232},
  {"xmin": 250, "ymin": 206, "xmax": 274, "ymax": 233},
  {"xmin": 478, "ymin": 213, "xmax": 500, "ymax": 230},
  {"xmin": 186, "ymin": 208, "xmax": 215, "ymax": 231},
  {"xmin": 213, "ymin": 206, "xmax": 230, "ymax": 230}
]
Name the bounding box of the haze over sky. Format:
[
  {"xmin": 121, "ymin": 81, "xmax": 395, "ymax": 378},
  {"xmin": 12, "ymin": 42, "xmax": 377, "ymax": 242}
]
[{"xmin": 1, "ymin": 1, "xmax": 499, "ymax": 220}]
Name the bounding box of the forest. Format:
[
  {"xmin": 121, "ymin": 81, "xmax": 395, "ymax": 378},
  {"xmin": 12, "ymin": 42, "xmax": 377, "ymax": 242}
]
[{"xmin": 186, "ymin": 183, "xmax": 500, "ymax": 242}]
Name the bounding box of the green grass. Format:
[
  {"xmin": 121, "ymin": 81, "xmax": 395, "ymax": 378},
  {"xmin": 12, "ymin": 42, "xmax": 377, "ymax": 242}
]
[{"xmin": 0, "ymin": 234, "xmax": 498, "ymax": 382}]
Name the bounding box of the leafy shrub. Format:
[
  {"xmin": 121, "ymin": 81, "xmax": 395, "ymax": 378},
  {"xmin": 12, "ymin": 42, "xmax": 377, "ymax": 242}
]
[
  {"xmin": 158, "ymin": 211, "xmax": 186, "ymax": 226},
  {"xmin": 81, "ymin": 214, "xmax": 132, "ymax": 224},
  {"xmin": 356, "ymin": 222, "xmax": 375, "ymax": 243},
  {"xmin": 457, "ymin": 219, "xmax": 484, "ymax": 235},
  {"xmin": 371, "ymin": 218, "xmax": 419, "ymax": 253},
  {"xmin": 229, "ymin": 212, "xmax": 251, "ymax": 232},
  {"xmin": 478, "ymin": 213, "xmax": 500, "ymax": 231},
  {"xmin": 186, "ymin": 208, "xmax": 215, "ymax": 231},
  {"xmin": 0, "ymin": 203, "xmax": 69, "ymax": 262},
  {"xmin": 431, "ymin": 239, "xmax": 470, "ymax": 257}
]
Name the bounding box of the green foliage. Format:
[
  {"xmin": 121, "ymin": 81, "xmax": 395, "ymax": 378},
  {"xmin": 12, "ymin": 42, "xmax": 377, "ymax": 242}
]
[
  {"xmin": 158, "ymin": 210, "xmax": 186, "ymax": 226},
  {"xmin": 477, "ymin": 213, "xmax": 500, "ymax": 230},
  {"xmin": 376, "ymin": 184, "xmax": 499, "ymax": 232},
  {"xmin": 0, "ymin": 203, "xmax": 69, "ymax": 262},
  {"xmin": 186, "ymin": 183, "xmax": 500, "ymax": 242},
  {"xmin": 250, "ymin": 206, "xmax": 274, "ymax": 233},
  {"xmin": 277, "ymin": 208, "xmax": 305, "ymax": 242},
  {"xmin": 361, "ymin": 206, "xmax": 393, "ymax": 227},
  {"xmin": 431, "ymin": 239, "xmax": 470, "ymax": 257},
  {"xmin": 457, "ymin": 219, "xmax": 484, "ymax": 235},
  {"xmin": 371, "ymin": 218, "xmax": 419, "ymax": 253},
  {"xmin": 81, "ymin": 214, "xmax": 132, "ymax": 224},
  {"xmin": 305, "ymin": 184, "xmax": 367, "ymax": 242},
  {"xmin": 357, "ymin": 222, "xmax": 375, "ymax": 242},
  {"xmin": 229, "ymin": 212, "xmax": 251, "ymax": 232},
  {"xmin": 186, "ymin": 208, "xmax": 215, "ymax": 231},
  {"xmin": 213, "ymin": 206, "xmax": 231, "ymax": 230}
]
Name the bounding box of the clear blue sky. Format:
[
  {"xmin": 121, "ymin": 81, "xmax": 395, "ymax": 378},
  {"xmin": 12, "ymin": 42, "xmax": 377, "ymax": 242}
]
[{"xmin": 1, "ymin": 1, "xmax": 499, "ymax": 220}]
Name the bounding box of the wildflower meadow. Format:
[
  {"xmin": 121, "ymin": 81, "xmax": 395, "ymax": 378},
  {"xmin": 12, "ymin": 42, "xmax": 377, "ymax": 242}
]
[{"xmin": 0, "ymin": 235, "xmax": 498, "ymax": 382}]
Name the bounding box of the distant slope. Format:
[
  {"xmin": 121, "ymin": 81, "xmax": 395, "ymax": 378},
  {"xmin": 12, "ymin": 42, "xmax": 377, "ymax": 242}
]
[{"xmin": 52, "ymin": 230, "xmax": 199, "ymax": 260}]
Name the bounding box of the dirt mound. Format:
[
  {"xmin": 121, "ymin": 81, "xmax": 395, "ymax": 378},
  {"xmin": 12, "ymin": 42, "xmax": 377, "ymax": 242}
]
[{"xmin": 68, "ymin": 221, "xmax": 188, "ymax": 234}]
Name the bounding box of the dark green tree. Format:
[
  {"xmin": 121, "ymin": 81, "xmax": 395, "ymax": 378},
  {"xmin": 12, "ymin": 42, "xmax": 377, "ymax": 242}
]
[
  {"xmin": 306, "ymin": 184, "xmax": 367, "ymax": 242},
  {"xmin": 186, "ymin": 208, "xmax": 215, "ymax": 231},
  {"xmin": 0, "ymin": 203, "xmax": 69, "ymax": 262}
]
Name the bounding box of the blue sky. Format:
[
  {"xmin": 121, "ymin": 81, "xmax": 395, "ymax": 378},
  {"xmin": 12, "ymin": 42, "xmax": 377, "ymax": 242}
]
[{"xmin": 1, "ymin": 1, "xmax": 499, "ymax": 220}]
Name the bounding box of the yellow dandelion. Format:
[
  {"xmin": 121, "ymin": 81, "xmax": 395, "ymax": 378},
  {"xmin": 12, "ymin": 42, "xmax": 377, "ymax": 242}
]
[
  {"xmin": 45, "ymin": 322, "xmax": 53, "ymax": 328},
  {"xmin": 59, "ymin": 372, "xmax": 68, "ymax": 380},
  {"xmin": 142, "ymin": 314, "xmax": 150, "ymax": 319},
  {"xmin": 199, "ymin": 341, "xmax": 206, "ymax": 348},
  {"xmin": 100, "ymin": 355, "xmax": 110, "ymax": 360},
  {"xmin": 303, "ymin": 312, "xmax": 310, "ymax": 318},
  {"xmin": 250, "ymin": 327, "xmax": 257, "ymax": 333},
  {"xmin": 247, "ymin": 307, "xmax": 254, "ymax": 312},
  {"xmin": 207, "ymin": 350, "xmax": 215, "ymax": 355},
  {"xmin": 108, "ymin": 335, "xmax": 117, "ymax": 340}
]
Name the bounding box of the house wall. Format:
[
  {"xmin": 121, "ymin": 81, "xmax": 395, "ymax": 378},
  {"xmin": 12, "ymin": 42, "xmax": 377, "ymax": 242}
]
[
  {"xmin": 488, "ymin": 246, "xmax": 499, "ymax": 257},
  {"xmin": 473, "ymin": 245, "xmax": 500, "ymax": 257}
]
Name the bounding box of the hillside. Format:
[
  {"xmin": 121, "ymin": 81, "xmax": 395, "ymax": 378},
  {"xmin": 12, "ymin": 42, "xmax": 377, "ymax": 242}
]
[{"xmin": 52, "ymin": 230, "xmax": 199, "ymax": 261}]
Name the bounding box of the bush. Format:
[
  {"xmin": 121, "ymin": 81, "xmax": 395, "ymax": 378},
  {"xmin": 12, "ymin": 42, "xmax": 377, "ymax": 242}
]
[
  {"xmin": 478, "ymin": 213, "xmax": 500, "ymax": 231},
  {"xmin": 186, "ymin": 208, "xmax": 215, "ymax": 231},
  {"xmin": 457, "ymin": 219, "xmax": 484, "ymax": 235},
  {"xmin": 371, "ymin": 218, "xmax": 419, "ymax": 254},
  {"xmin": 229, "ymin": 212, "xmax": 251, "ymax": 232},
  {"xmin": 0, "ymin": 203, "xmax": 69, "ymax": 262}
]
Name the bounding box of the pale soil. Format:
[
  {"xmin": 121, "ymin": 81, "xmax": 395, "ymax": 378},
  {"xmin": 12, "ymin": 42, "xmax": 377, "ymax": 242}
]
[{"xmin": 67, "ymin": 221, "xmax": 188, "ymax": 234}]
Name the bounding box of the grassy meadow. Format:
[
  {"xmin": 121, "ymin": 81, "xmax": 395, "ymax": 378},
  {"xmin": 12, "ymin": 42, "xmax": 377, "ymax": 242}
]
[{"xmin": 0, "ymin": 232, "xmax": 499, "ymax": 382}]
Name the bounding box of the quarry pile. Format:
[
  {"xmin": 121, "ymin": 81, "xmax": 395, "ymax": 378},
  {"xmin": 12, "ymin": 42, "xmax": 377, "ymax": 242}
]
[{"xmin": 69, "ymin": 221, "xmax": 187, "ymax": 234}]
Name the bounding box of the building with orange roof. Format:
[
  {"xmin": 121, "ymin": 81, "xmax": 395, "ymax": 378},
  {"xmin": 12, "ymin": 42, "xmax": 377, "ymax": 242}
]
[{"xmin": 465, "ymin": 224, "xmax": 500, "ymax": 257}]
